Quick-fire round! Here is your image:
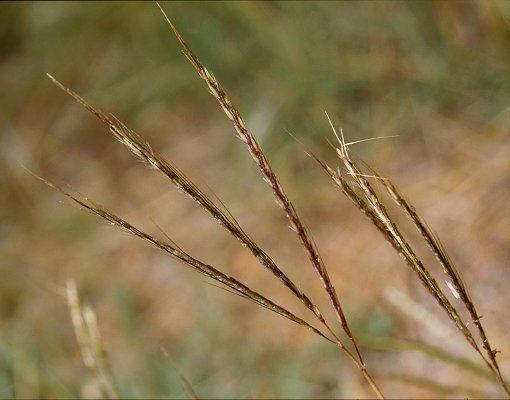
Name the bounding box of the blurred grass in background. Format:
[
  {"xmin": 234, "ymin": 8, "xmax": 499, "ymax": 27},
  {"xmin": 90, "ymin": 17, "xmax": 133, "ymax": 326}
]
[{"xmin": 1, "ymin": 1, "xmax": 510, "ymax": 398}]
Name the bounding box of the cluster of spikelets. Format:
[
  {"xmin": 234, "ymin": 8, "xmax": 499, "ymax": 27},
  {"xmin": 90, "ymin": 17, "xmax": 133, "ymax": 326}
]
[{"xmin": 41, "ymin": 4, "xmax": 508, "ymax": 398}]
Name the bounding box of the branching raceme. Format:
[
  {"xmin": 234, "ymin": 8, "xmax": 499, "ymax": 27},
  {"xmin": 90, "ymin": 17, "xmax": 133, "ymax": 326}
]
[{"xmin": 42, "ymin": 3, "xmax": 509, "ymax": 398}]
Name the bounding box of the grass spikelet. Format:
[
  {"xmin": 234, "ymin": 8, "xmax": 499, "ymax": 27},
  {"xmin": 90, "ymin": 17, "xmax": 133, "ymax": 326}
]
[
  {"xmin": 156, "ymin": 2, "xmax": 365, "ymax": 369},
  {"xmin": 314, "ymin": 114, "xmax": 509, "ymax": 396}
]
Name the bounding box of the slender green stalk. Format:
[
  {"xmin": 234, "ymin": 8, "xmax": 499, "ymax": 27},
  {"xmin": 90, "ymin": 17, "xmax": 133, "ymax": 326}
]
[{"xmin": 160, "ymin": 350, "xmax": 199, "ymax": 400}]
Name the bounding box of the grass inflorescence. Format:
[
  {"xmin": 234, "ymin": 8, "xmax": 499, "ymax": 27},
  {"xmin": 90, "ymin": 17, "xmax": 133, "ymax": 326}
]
[
  {"xmin": 40, "ymin": 2, "xmax": 509, "ymax": 398},
  {"xmin": 311, "ymin": 113, "xmax": 509, "ymax": 396},
  {"xmin": 45, "ymin": 67, "xmax": 383, "ymax": 400}
]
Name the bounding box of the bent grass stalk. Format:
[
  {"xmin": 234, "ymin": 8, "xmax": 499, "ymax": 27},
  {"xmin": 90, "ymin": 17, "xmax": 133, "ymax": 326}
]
[
  {"xmin": 313, "ymin": 114, "xmax": 509, "ymax": 397},
  {"xmin": 156, "ymin": 3, "xmax": 365, "ymax": 369},
  {"xmin": 40, "ymin": 176, "xmax": 383, "ymax": 398}
]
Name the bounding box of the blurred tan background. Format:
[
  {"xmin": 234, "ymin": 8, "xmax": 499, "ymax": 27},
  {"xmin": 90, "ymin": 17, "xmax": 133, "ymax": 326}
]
[{"xmin": 1, "ymin": 1, "xmax": 510, "ymax": 398}]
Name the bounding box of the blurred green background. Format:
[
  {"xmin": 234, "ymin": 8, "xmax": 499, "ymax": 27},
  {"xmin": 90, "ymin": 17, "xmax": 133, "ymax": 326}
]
[{"xmin": 2, "ymin": 1, "xmax": 510, "ymax": 398}]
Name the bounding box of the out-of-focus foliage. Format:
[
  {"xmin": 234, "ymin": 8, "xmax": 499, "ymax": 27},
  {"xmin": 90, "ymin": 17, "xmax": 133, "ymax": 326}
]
[{"xmin": 1, "ymin": 1, "xmax": 510, "ymax": 398}]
